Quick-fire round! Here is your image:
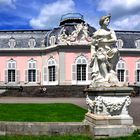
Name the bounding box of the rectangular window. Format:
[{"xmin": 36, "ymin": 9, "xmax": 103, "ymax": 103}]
[
  {"xmin": 48, "ymin": 66, "xmax": 55, "ymax": 81},
  {"xmin": 117, "ymin": 69, "xmax": 125, "ymax": 82},
  {"xmin": 77, "ymin": 64, "xmax": 86, "ymax": 81},
  {"xmin": 8, "ymin": 70, "xmax": 15, "ymax": 82},
  {"xmin": 137, "ymin": 70, "xmax": 140, "ymax": 82},
  {"xmin": 28, "ymin": 70, "xmax": 36, "ymax": 82}
]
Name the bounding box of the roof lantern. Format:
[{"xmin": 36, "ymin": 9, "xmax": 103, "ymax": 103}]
[{"xmin": 59, "ymin": 13, "xmax": 85, "ymax": 26}]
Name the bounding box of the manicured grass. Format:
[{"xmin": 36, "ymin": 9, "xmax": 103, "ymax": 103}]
[
  {"xmin": 0, "ymin": 135, "xmax": 92, "ymax": 140},
  {"xmin": 98, "ymin": 135, "xmax": 140, "ymax": 140},
  {"xmin": 0, "ymin": 133, "xmax": 139, "ymax": 140},
  {"xmin": 0, "ymin": 103, "xmax": 87, "ymax": 122},
  {"xmin": 97, "ymin": 131, "xmax": 140, "ymax": 140}
]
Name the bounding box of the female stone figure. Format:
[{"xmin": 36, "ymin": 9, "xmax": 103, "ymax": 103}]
[{"xmin": 90, "ymin": 15, "xmax": 120, "ymax": 87}]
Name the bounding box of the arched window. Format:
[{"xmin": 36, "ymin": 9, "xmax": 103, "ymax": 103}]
[
  {"xmin": 135, "ymin": 39, "xmax": 140, "ymax": 48},
  {"xmin": 28, "ymin": 59, "xmax": 37, "ymax": 82},
  {"xmin": 7, "ymin": 59, "xmax": 16, "ymax": 82},
  {"xmin": 72, "ymin": 55, "xmax": 89, "ymax": 85},
  {"xmin": 48, "ymin": 58, "xmax": 56, "ymax": 82},
  {"xmin": 116, "ymin": 39, "xmax": 123, "ymax": 48},
  {"xmin": 116, "ymin": 59, "xmax": 126, "ymax": 82},
  {"xmin": 76, "ymin": 56, "xmax": 87, "ymax": 81},
  {"xmin": 49, "ymin": 36, "xmax": 56, "ymax": 46},
  {"xmin": 28, "ymin": 37, "xmax": 36, "ymax": 48},
  {"xmin": 136, "ymin": 60, "xmax": 140, "ymax": 82},
  {"xmin": 8, "ymin": 37, "xmax": 16, "ymax": 48}
]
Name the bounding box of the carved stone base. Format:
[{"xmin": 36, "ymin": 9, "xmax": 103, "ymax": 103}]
[
  {"xmin": 84, "ymin": 86, "xmax": 133, "ymax": 97},
  {"xmin": 84, "ymin": 113, "xmax": 136, "ymax": 138},
  {"xmin": 85, "ymin": 113, "xmax": 133, "ymax": 126},
  {"xmin": 84, "ymin": 86, "xmax": 136, "ymax": 138}
]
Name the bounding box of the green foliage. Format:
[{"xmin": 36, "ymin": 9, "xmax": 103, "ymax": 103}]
[
  {"xmin": 133, "ymin": 129, "xmax": 140, "ymax": 136},
  {"xmin": 0, "ymin": 103, "xmax": 87, "ymax": 122}
]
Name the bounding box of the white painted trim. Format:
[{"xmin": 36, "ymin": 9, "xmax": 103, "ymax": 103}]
[
  {"xmin": 77, "ymin": 80, "xmax": 90, "ymax": 85},
  {"xmin": 48, "ymin": 80, "xmax": 58, "ymax": 85},
  {"xmin": 119, "ymin": 48, "xmax": 140, "ymax": 52}
]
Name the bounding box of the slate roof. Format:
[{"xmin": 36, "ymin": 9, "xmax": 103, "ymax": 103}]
[
  {"xmin": 0, "ymin": 30, "xmax": 48, "ymax": 48},
  {"xmin": 115, "ymin": 30, "xmax": 140, "ymax": 48}
]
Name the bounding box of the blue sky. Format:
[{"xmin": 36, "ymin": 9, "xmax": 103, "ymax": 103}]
[{"xmin": 0, "ymin": 0, "xmax": 140, "ymax": 30}]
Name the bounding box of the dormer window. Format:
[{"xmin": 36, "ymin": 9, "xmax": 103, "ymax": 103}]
[
  {"xmin": 28, "ymin": 37, "xmax": 36, "ymax": 48},
  {"xmin": 8, "ymin": 37, "xmax": 16, "ymax": 48},
  {"xmin": 49, "ymin": 36, "xmax": 56, "ymax": 46},
  {"xmin": 135, "ymin": 39, "xmax": 140, "ymax": 48},
  {"xmin": 116, "ymin": 39, "xmax": 123, "ymax": 48}
]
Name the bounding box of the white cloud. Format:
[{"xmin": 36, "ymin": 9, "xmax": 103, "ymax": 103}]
[
  {"xmin": 30, "ymin": 0, "xmax": 75, "ymax": 29},
  {"xmin": 112, "ymin": 15, "xmax": 140, "ymax": 30},
  {"xmin": 0, "ymin": 0, "xmax": 17, "ymax": 8},
  {"xmin": 98, "ymin": 0, "xmax": 140, "ymax": 14},
  {"xmin": 97, "ymin": 0, "xmax": 140, "ymax": 30}
]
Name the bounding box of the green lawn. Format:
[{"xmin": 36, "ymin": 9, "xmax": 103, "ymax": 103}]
[
  {"xmin": 98, "ymin": 134, "xmax": 140, "ymax": 140},
  {"xmin": 0, "ymin": 135, "xmax": 92, "ymax": 140},
  {"xmin": 0, "ymin": 103, "xmax": 87, "ymax": 122},
  {"xmin": 0, "ymin": 133, "xmax": 139, "ymax": 140},
  {"xmin": 96, "ymin": 130, "xmax": 140, "ymax": 140}
]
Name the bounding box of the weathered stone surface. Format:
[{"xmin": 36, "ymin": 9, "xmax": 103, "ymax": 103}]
[
  {"xmin": 84, "ymin": 86, "xmax": 133, "ymax": 96},
  {"xmin": 85, "ymin": 113, "xmax": 133, "ymax": 125},
  {"xmin": 84, "ymin": 113, "xmax": 136, "ymax": 138},
  {"xmin": 84, "ymin": 86, "xmax": 136, "ymax": 138},
  {"xmin": 0, "ymin": 122, "xmax": 90, "ymax": 136}
]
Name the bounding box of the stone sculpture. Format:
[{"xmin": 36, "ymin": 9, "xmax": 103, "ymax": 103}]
[
  {"xmin": 58, "ymin": 23, "xmax": 91, "ymax": 45},
  {"xmin": 89, "ymin": 15, "xmax": 121, "ymax": 87},
  {"xmin": 84, "ymin": 15, "xmax": 135, "ymax": 137}
]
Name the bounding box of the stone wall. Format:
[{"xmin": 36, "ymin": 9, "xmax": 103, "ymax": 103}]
[
  {"xmin": 1, "ymin": 85, "xmax": 87, "ymax": 97},
  {"xmin": 0, "ymin": 122, "xmax": 90, "ymax": 136}
]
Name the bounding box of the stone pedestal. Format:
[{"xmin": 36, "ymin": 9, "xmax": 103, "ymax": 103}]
[{"xmin": 84, "ymin": 87, "xmax": 136, "ymax": 138}]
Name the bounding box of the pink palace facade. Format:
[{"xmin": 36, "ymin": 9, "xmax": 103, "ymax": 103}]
[{"xmin": 0, "ymin": 13, "xmax": 140, "ymax": 88}]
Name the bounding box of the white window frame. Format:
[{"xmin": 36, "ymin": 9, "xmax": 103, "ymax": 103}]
[
  {"xmin": 116, "ymin": 60, "xmax": 126, "ymax": 82},
  {"xmin": 116, "ymin": 39, "xmax": 123, "ymax": 49},
  {"xmin": 136, "ymin": 61, "xmax": 140, "ymax": 83},
  {"xmin": 28, "ymin": 59, "xmax": 37, "ymax": 83},
  {"xmin": 49, "ymin": 36, "xmax": 56, "ymax": 46},
  {"xmin": 135, "ymin": 39, "xmax": 140, "ymax": 49},
  {"xmin": 47, "ymin": 58, "xmax": 58, "ymax": 85},
  {"xmin": 72, "ymin": 56, "xmax": 89, "ymax": 85},
  {"xmin": 28, "ymin": 37, "xmax": 36, "ymax": 48},
  {"xmin": 8, "ymin": 37, "xmax": 16, "ymax": 48},
  {"xmin": 7, "ymin": 60, "xmax": 16, "ymax": 83}
]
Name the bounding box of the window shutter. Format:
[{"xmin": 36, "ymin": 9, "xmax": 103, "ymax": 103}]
[
  {"xmin": 5, "ymin": 70, "xmax": 8, "ymax": 83},
  {"xmin": 16, "ymin": 70, "xmax": 20, "ymax": 84},
  {"xmin": 88, "ymin": 64, "xmax": 92, "ymax": 80},
  {"xmin": 72, "ymin": 64, "xmax": 76, "ymax": 81},
  {"xmin": 37, "ymin": 70, "xmax": 40, "ymax": 83},
  {"xmin": 25, "ymin": 70, "xmax": 28, "ymax": 83},
  {"xmin": 126, "ymin": 70, "xmax": 129, "ymax": 82},
  {"xmin": 135, "ymin": 70, "xmax": 137, "ymax": 82},
  {"xmin": 44, "ymin": 67, "xmax": 47, "ymax": 81},
  {"xmin": 55, "ymin": 65, "xmax": 58, "ymax": 81}
]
